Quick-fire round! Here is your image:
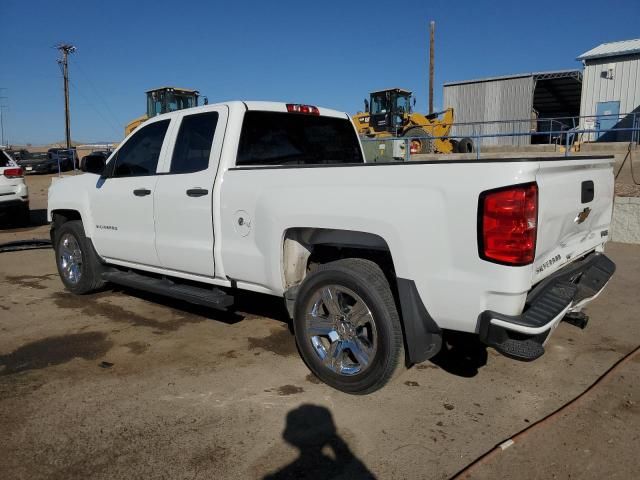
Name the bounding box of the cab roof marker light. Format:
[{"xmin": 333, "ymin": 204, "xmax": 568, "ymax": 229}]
[{"xmin": 286, "ymin": 104, "xmax": 320, "ymax": 115}]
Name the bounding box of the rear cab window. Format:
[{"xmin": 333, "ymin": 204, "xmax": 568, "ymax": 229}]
[
  {"xmin": 170, "ymin": 111, "xmax": 219, "ymax": 174},
  {"xmin": 1, "ymin": 150, "xmax": 12, "ymax": 167},
  {"xmin": 236, "ymin": 111, "xmax": 363, "ymax": 166}
]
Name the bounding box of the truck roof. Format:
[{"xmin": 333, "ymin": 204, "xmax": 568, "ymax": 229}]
[{"xmin": 143, "ymin": 101, "xmax": 350, "ymax": 121}]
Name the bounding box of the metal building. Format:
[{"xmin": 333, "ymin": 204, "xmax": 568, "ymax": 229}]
[
  {"xmin": 443, "ymin": 70, "xmax": 582, "ymax": 146},
  {"xmin": 577, "ymin": 38, "xmax": 640, "ymax": 141}
]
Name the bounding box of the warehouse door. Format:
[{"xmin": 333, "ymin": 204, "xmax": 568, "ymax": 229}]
[{"xmin": 595, "ymin": 101, "xmax": 620, "ymax": 139}]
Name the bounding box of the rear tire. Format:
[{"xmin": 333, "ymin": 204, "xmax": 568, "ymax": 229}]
[
  {"xmin": 54, "ymin": 220, "xmax": 106, "ymax": 294},
  {"xmin": 403, "ymin": 127, "xmax": 434, "ymax": 154},
  {"xmin": 293, "ymin": 258, "xmax": 405, "ymax": 394},
  {"xmin": 456, "ymin": 137, "xmax": 474, "ymax": 153}
]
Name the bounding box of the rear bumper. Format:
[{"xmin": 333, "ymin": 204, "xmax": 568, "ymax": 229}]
[
  {"xmin": 22, "ymin": 163, "xmax": 55, "ymax": 173},
  {"xmin": 478, "ymin": 252, "xmax": 615, "ymax": 361}
]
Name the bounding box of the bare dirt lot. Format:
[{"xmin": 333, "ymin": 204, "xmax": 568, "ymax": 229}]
[{"xmin": 0, "ymin": 173, "xmax": 638, "ymax": 479}]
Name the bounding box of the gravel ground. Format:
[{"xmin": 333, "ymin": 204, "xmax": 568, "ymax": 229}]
[{"xmin": 0, "ymin": 172, "xmax": 638, "ymax": 479}]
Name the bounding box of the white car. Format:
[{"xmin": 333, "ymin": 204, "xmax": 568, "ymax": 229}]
[
  {"xmin": 0, "ymin": 149, "xmax": 29, "ymax": 225},
  {"xmin": 48, "ymin": 101, "xmax": 616, "ymax": 393}
]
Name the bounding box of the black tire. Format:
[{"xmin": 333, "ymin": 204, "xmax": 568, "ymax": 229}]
[
  {"xmin": 449, "ymin": 139, "xmax": 459, "ymax": 153},
  {"xmin": 403, "ymin": 127, "xmax": 434, "ymax": 154},
  {"xmin": 14, "ymin": 204, "xmax": 30, "ymax": 227},
  {"xmin": 456, "ymin": 137, "xmax": 474, "ymax": 153},
  {"xmin": 293, "ymin": 258, "xmax": 405, "ymax": 394},
  {"xmin": 54, "ymin": 220, "xmax": 106, "ymax": 294}
]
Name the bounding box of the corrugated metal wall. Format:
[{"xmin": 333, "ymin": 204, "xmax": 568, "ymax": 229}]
[
  {"xmin": 443, "ymin": 76, "xmax": 535, "ymax": 146},
  {"xmin": 580, "ymin": 54, "xmax": 640, "ymax": 117}
]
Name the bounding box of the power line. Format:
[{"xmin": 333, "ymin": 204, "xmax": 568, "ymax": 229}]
[
  {"xmin": 69, "ymin": 57, "xmax": 124, "ymax": 129},
  {"xmin": 67, "ymin": 76, "xmax": 122, "ymax": 138}
]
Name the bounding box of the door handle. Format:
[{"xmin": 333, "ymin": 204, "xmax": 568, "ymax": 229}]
[
  {"xmin": 133, "ymin": 188, "xmax": 151, "ymax": 197},
  {"xmin": 186, "ymin": 188, "xmax": 208, "ymax": 197}
]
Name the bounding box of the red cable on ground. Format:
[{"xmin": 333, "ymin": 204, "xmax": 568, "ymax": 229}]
[{"xmin": 450, "ymin": 345, "xmax": 640, "ymax": 479}]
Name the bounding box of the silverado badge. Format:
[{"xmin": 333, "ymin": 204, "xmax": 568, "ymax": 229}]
[{"xmin": 575, "ymin": 207, "xmax": 591, "ymax": 224}]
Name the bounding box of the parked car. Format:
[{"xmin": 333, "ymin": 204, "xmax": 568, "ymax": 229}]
[
  {"xmin": 48, "ymin": 101, "xmax": 616, "ymax": 394},
  {"xmin": 47, "ymin": 148, "xmax": 78, "ymax": 171},
  {"xmin": 6, "ymin": 149, "xmax": 29, "ymax": 162},
  {"xmin": 0, "ymin": 149, "xmax": 29, "ymax": 225},
  {"xmin": 19, "ymin": 152, "xmax": 60, "ymax": 174}
]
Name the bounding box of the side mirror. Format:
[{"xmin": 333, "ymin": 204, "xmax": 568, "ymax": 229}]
[
  {"xmin": 82, "ymin": 156, "xmax": 106, "ymax": 175},
  {"xmin": 364, "ymin": 98, "xmax": 369, "ymax": 113}
]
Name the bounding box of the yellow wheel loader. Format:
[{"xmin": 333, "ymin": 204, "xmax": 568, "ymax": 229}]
[
  {"xmin": 352, "ymin": 88, "xmax": 473, "ymax": 154},
  {"xmin": 124, "ymin": 87, "xmax": 205, "ymax": 137}
]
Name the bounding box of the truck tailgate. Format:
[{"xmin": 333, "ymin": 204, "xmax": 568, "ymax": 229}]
[{"xmin": 533, "ymin": 157, "xmax": 614, "ymax": 283}]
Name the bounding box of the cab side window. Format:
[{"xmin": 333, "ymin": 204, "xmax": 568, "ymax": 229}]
[
  {"xmin": 170, "ymin": 112, "xmax": 219, "ymax": 174},
  {"xmin": 111, "ymin": 120, "xmax": 170, "ymax": 177}
]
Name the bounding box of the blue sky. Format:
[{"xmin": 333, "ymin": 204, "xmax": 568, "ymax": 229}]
[{"xmin": 1, "ymin": 0, "xmax": 638, "ymax": 145}]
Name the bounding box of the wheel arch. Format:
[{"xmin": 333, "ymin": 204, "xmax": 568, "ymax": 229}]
[
  {"xmin": 282, "ymin": 227, "xmax": 394, "ymax": 291},
  {"xmin": 282, "ymin": 227, "xmax": 442, "ymax": 365},
  {"xmin": 50, "ymin": 209, "xmax": 83, "ymax": 241}
]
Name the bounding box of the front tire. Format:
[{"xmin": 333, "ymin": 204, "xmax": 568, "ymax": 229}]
[
  {"xmin": 54, "ymin": 220, "xmax": 106, "ymax": 294},
  {"xmin": 293, "ymin": 258, "xmax": 404, "ymax": 394}
]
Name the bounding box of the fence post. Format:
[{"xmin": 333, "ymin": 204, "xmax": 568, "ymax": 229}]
[{"xmin": 405, "ymin": 138, "xmax": 409, "ymax": 162}]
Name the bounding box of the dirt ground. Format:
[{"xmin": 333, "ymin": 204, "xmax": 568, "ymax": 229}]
[{"xmin": 0, "ymin": 173, "xmax": 638, "ymax": 479}]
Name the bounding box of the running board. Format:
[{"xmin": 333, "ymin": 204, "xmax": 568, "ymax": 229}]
[{"xmin": 102, "ymin": 270, "xmax": 234, "ymax": 310}]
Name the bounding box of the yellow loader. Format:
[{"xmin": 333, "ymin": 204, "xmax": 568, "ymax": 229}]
[
  {"xmin": 124, "ymin": 87, "xmax": 204, "ymax": 137},
  {"xmin": 352, "ymin": 88, "xmax": 473, "ymax": 154}
]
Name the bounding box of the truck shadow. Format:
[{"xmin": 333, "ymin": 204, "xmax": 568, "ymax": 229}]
[
  {"xmin": 0, "ymin": 208, "xmax": 48, "ymax": 231},
  {"xmin": 110, "ymin": 285, "xmax": 291, "ymax": 327},
  {"xmin": 428, "ymin": 331, "xmax": 488, "ymax": 378},
  {"xmin": 263, "ymin": 404, "xmax": 376, "ymax": 480}
]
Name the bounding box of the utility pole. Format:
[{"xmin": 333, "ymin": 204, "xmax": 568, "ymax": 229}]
[
  {"xmin": 0, "ymin": 88, "xmax": 7, "ymax": 147},
  {"xmin": 56, "ymin": 44, "xmax": 76, "ymax": 149},
  {"xmin": 0, "ymin": 106, "xmax": 6, "ymax": 147},
  {"xmin": 429, "ymin": 21, "xmax": 435, "ymax": 115}
]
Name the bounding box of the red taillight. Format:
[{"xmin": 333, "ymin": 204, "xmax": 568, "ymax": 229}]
[
  {"xmin": 3, "ymin": 167, "xmax": 24, "ymax": 178},
  {"xmin": 479, "ymin": 183, "xmax": 538, "ymax": 266},
  {"xmin": 286, "ymin": 104, "xmax": 320, "ymax": 115}
]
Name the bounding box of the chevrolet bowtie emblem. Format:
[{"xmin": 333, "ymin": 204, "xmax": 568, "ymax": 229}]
[{"xmin": 575, "ymin": 207, "xmax": 592, "ymax": 224}]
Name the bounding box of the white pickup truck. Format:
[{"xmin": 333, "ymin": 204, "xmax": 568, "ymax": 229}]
[{"xmin": 48, "ymin": 101, "xmax": 616, "ymax": 394}]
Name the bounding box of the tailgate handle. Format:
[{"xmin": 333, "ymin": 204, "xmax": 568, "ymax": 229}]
[{"xmin": 581, "ymin": 180, "xmax": 594, "ymax": 203}]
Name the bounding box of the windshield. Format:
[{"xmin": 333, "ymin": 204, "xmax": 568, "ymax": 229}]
[
  {"xmin": 370, "ymin": 93, "xmax": 388, "ymax": 114},
  {"xmin": 168, "ymin": 93, "xmax": 197, "ymax": 111},
  {"xmin": 370, "ymin": 92, "xmax": 411, "ymax": 115},
  {"xmin": 147, "ymin": 91, "xmax": 197, "ymax": 117},
  {"xmin": 393, "ymin": 93, "xmax": 410, "ymax": 113}
]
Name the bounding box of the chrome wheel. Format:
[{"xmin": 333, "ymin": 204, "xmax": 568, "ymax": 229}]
[
  {"xmin": 58, "ymin": 233, "xmax": 83, "ymax": 285},
  {"xmin": 305, "ymin": 285, "xmax": 378, "ymax": 376}
]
